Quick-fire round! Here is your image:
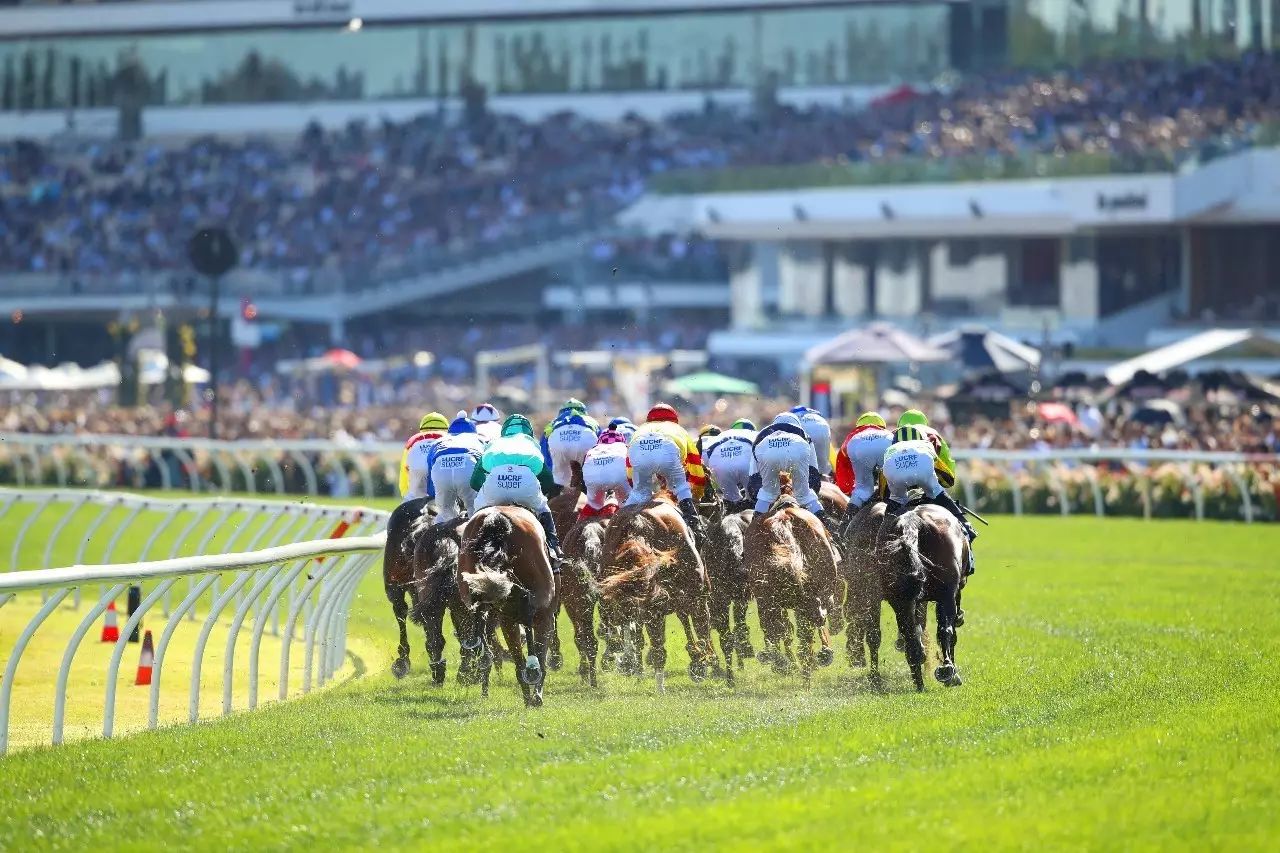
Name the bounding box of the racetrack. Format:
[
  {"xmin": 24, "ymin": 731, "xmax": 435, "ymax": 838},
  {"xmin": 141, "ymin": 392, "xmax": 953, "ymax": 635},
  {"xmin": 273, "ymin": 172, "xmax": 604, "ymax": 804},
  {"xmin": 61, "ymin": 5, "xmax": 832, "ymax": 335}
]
[{"xmin": 2, "ymin": 512, "xmax": 1278, "ymax": 849}]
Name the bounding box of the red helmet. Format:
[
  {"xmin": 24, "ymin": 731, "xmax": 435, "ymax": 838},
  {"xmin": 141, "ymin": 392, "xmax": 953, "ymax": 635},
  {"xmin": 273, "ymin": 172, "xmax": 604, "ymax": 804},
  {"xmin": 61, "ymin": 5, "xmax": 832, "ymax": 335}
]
[{"xmin": 646, "ymin": 403, "xmax": 679, "ymax": 424}]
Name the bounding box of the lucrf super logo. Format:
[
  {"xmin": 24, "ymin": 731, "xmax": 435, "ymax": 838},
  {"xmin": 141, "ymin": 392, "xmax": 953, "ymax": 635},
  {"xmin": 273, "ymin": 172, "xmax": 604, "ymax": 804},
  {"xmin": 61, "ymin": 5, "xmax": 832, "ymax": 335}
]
[
  {"xmin": 495, "ymin": 472, "xmax": 524, "ymax": 488},
  {"xmin": 719, "ymin": 444, "xmax": 743, "ymax": 457},
  {"xmin": 557, "ymin": 428, "xmax": 583, "ymax": 440},
  {"xmin": 637, "ymin": 438, "xmax": 664, "ymax": 451},
  {"xmin": 766, "ymin": 437, "xmax": 791, "ymax": 449}
]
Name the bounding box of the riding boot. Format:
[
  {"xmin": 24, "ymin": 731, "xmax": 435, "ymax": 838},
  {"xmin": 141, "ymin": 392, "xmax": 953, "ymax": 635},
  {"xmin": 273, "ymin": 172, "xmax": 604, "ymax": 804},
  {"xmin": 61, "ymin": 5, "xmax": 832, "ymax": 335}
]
[
  {"xmin": 536, "ymin": 510, "xmax": 565, "ymax": 572},
  {"xmin": 678, "ymin": 498, "xmax": 707, "ymax": 547},
  {"xmin": 930, "ymin": 491, "xmax": 976, "ymax": 576},
  {"xmin": 884, "ymin": 498, "xmax": 904, "ymax": 515}
]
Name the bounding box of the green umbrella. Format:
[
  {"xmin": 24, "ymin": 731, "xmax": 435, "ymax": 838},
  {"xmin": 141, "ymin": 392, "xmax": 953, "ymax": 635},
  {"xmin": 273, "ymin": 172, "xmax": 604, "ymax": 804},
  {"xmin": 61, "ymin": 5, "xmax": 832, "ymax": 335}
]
[{"xmin": 664, "ymin": 371, "xmax": 759, "ymax": 396}]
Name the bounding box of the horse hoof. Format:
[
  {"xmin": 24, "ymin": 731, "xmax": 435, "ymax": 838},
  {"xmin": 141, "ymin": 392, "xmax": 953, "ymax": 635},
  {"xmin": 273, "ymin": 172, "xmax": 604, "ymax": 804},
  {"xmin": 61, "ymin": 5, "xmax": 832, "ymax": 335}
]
[
  {"xmin": 895, "ymin": 636, "xmax": 906, "ymax": 653},
  {"xmin": 430, "ymin": 662, "xmax": 447, "ymax": 686},
  {"xmin": 816, "ymin": 647, "xmax": 835, "ymax": 668},
  {"xmin": 688, "ymin": 661, "xmax": 707, "ymax": 682},
  {"xmin": 847, "ymin": 649, "xmax": 866, "ymax": 668},
  {"xmin": 390, "ymin": 658, "xmax": 410, "ymax": 679},
  {"xmin": 526, "ymin": 692, "xmax": 544, "ymax": 708},
  {"xmin": 955, "ymin": 610, "xmax": 966, "ymax": 628},
  {"xmin": 934, "ymin": 664, "xmax": 956, "ymax": 684},
  {"xmin": 547, "ymin": 651, "xmax": 563, "ymax": 671}
]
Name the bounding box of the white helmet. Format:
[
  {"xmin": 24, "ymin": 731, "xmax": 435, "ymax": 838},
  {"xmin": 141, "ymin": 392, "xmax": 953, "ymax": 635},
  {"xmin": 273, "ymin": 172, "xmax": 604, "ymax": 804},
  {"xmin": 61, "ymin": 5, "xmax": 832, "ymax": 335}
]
[
  {"xmin": 471, "ymin": 403, "xmax": 500, "ymax": 423},
  {"xmin": 773, "ymin": 412, "xmax": 803, "ymax": 429}
]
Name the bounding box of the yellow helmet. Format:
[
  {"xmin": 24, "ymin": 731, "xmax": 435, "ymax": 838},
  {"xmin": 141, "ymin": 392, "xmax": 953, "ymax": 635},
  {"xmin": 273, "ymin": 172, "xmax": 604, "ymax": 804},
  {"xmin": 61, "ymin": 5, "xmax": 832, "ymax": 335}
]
[
  {"xmin": 698, "ymin": 424, "xmax": 722, "ymax": 440},
  {"xmin": 856, "ymin": 412, "xmax": 886, "ymax": 428},
  {"xmin": 419, "ymin": 412, "xmax": 448, "ymax": 431}
]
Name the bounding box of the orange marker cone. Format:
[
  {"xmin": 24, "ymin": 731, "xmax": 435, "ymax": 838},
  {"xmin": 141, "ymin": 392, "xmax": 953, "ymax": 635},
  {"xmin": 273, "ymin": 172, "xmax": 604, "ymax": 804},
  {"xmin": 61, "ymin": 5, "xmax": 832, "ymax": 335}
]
[
  {"xmin": 101, "ymin": 601, "xmax": 120, "ymax": 643},
  {"xmin": 135, "ymin": 630, "xmax": 155, "ymax": 686}
]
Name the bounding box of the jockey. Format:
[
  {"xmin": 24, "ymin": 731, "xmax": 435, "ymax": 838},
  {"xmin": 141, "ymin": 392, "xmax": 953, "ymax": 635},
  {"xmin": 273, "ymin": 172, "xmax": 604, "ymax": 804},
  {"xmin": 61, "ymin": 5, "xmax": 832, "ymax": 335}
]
[
  {"xmin": 789, "ymin": 405, "xmax": 835, "ymax": 478},
  {"xmin": 427, "ymin": 411, "xmax": 486, "ymax": 524},
  {"xmin": 400, "ymin": 412, "xmax": 449, "ymax": 500},
  {"xmin": 749, "ymin": 412, "xmax": 835, "ymax": 533},
  {"xmin": 470, "ymin": 414, "xmax": 564, "ymax": 568},
  {"xmin": 607, "ymin": 417, "xmax": 637, "ymax": 442},
  {"xmin": 623, "ymin": 403, "xmax": 708, "ymax": 543},
  {"xmin": 579, "ymin": 427, "xmax": 631, "ymax": 520},
  {"xmin": 471, "ymin": 402, "xmax": 502, "ymax": 443},
  {"xmin": 885, "ymin": 410, "xmax": 976, "ymax": 572},
  {"xmin": 835, "ymin": 411, "xmax": 895, "ymax": 510},
  {"xmin": 541, "ymin": 398, "xmax": 601, "ymax": 487},
  {"xmin": 702, "ymin": 419, "xmax": 758, "ymax": 506}
]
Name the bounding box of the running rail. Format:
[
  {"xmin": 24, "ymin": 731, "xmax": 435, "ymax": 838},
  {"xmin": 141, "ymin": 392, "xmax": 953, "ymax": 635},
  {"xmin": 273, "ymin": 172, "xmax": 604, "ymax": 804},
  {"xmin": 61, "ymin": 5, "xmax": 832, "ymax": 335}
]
[{"xmin": 0, "ymin": 501, "xmax": 389, "ymax": 753}]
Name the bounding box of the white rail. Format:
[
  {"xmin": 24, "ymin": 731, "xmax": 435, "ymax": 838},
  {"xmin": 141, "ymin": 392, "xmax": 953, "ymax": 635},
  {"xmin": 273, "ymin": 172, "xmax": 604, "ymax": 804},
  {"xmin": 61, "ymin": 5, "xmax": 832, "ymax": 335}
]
[{"xmin": 0, "ymin": 490, "xmax": 389, "ymax": 753}]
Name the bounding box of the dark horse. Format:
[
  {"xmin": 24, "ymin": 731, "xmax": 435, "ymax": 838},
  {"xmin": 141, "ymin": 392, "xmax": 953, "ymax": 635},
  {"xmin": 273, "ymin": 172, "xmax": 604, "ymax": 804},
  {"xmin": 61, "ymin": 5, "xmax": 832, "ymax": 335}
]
[
  {"xmin": 559, "ymin": 511, "xmax": 610, "ymax": 686},
  {"xmin": 456, "ymin": 505, "xmax": 558, "ymax": 707},
  {"xmin": 745, "ymin": 475, "xmax": 841, "ymax": 682},
  {"xmin": 382, "ymin": 497, "xmax": 432, "ymax": 678},
  {"xmin": 597, "ymin": 489, "xmax": 718, "ymax": 692},
  {"xmin": 408, "ymin": 514, "xmax": 497, "ymax": 686},
  {"xmin": 872, "ymin": 503, "xmax": 968, "ymax": 691},
  {"xmin": 699, "ymin": 497, "xmax": 753, "ymax": 682}
]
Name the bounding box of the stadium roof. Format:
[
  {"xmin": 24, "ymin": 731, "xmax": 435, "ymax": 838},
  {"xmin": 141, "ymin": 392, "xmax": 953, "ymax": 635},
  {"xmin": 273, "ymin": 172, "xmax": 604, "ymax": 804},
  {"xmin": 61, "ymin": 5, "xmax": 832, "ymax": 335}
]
[
  {"xmin": 805, "ymin": 323, "xmax": 948, "ymax": 366},
  {"xmin": 1104, "ymin": 329, "xmax": 1280, "ymax": 385}
]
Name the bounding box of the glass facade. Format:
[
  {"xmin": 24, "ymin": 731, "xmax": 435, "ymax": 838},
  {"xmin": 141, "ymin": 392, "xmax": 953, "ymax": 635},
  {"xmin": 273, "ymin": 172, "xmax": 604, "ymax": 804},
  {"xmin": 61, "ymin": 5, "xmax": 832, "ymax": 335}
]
[{"xmin": 0, "ymin": 4, "xmax": 951, "ymax": 111}]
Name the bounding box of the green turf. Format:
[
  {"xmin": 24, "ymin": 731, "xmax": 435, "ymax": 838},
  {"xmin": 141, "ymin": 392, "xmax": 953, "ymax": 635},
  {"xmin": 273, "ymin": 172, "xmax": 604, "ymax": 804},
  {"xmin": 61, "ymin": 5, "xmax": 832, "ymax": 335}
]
[{"xmin": 2, "ymin": 514, "xmax": 1278, "ymax": 850}]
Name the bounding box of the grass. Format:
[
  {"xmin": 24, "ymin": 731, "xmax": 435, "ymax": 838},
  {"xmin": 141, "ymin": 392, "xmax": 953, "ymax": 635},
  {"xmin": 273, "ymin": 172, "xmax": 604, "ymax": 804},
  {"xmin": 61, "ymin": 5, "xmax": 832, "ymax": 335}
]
[{"xmin": 1, "ymin": 511, "xmax": 1278, "ymax": 850}]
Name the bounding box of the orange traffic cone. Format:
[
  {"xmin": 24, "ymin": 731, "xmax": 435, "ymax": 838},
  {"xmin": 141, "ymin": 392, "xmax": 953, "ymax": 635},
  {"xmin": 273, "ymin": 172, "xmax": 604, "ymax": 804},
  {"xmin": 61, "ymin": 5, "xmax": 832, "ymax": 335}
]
[
  {"xmin": 101, "ymin": 601, "xmax": 120, "ymax": 643},
  {"xmin": 135, "ymin": 630, "xmax": 155, "ymax": 686}
]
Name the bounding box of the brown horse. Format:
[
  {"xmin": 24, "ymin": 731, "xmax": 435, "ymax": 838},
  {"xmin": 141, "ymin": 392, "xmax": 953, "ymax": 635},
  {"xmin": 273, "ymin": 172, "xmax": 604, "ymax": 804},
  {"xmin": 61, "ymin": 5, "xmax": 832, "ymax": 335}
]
[
  {"xmin": 841, "ymin": 499, "xmax": 892, "ymax": 671},
  {"xmin": 698, "ymin": 497, "xmax": 752, "ymax": 683},
  {"xmin": 873, "ymin": 503, "xmax": 969, "ymax": 691},
  {"xmin": 817, "ymin": 480, "xmax": 850, "ymax": 636},
  {"xmin": 745, "ymin": 476, "xmax": 841, "ymax": 681},
  {"xmin": 596, "ymin": 489, "xmax": 717, "ymax": 691},
  {"xmin": 382, "ymin": 496, "xmax": 432, "ymax": 678},
  {"xmin": 409, "ymin": 514, "xmax": 504, "ymax": 686},
  {"xmin": 456, "ymin": 505, "xmax": 558, "ymax": 706},
  {"xmin": 544, "ymin": 461, "xmax": 587, "ymax": 670},
  {"xmin": 559, "ymin": 511, "xmax": 611, "ymax": 686}
]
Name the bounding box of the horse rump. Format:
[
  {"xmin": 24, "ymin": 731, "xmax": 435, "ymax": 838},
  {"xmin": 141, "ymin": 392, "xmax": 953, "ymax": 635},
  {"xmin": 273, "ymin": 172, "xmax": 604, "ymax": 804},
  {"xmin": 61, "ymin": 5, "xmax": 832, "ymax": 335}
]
[
  {"xmin": 879, "ymin": 510, "xmax": 932, "ymax": 602},
  {"xmin": 461, "ymin": 510, "xmax": 532, "ymax": 620},
  {"xmin": 409, "ymin": 526, "xmax": 460, "ymax": 626},
  {"xmin": 596, "ymin": 532, "xmax": 678, "ymax": 605}
]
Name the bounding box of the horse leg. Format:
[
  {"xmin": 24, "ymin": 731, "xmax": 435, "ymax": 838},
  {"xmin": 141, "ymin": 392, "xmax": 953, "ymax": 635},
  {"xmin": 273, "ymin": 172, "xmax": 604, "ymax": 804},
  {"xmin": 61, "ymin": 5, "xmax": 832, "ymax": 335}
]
[
  {"xmin": 387, "ymin": 585, "xmax": 411, "ymax": 678},
  {"xmin": 501, "ymin": 620, "xmax": 532, "ymax": 706},
  {"xmin": 827, "ymin": 578, "xmax": 847, "ymax": 637},
  {"xmin": 710, "ymin": 595, "xmax": 734, "ymax": 683},
  {"xmin": 421, "ymin": 589, "xmax": 449, "ymax": 686},
  {"xmin": 891, "ymin": 598, "xmax": 927, "ymax": 692},
  {"xmin": 644, "ymin": 612, "xmax": 668, "ymax": 693},
  {"xmin": 795, "ymin": 612, "xmax": 816, "ymax": 685},
  {"xmin": 546, "ymin": 587, "xmax": 564, "ymax": 672},
  {"xmin": 472, "ymin": 610, "xmax": 493, "ymax": 697},
  {"xmin": 565, "ymin": 592, "xmax": 598, "ymax": 687},
  {"xmin": 733, "ymin": 599, "xmax": 753, "ymax": 663},
  {"xmin": 845, "ymin": 588, "xmax": 867, "ymax": 668},
  {"xmin": 759, "ymin": 602, "xmax": 790, "ymax": 675},
  {"xmin": 676, "ymin": 611, "xmax": 697, "ymax": 669},
  {"xmin": 866, "ymin": 601, "xmax": 884, "ymax": 688},
  {"xmin": 934, "ymin": 588, "xmax": 962, "ymax": 687},
  {"xmin": 689, "ymin": 598, "xmax": 717, "ymax": 684},
  {"xmin": 530, "ymin": 606, "xmax": 554, "ymax": 707}
]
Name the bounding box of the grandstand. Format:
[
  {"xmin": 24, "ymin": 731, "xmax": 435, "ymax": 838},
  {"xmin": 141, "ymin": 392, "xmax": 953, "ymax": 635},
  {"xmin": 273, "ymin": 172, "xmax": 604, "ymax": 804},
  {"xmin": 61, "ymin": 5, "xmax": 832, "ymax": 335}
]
[{"xmin": 2, "ymin": 0, "xmax": 1280, "ymax": 384}]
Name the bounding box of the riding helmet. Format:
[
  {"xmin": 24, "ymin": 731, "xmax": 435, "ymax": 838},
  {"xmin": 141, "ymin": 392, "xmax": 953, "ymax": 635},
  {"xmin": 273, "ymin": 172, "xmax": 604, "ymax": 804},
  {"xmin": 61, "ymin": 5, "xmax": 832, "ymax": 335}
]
[
  {"xmin": 698, "ymin": 424, "xmax": 722, "ymax": 440},
  {"xmin": 471, "ymin": 403, "xmax": 500, "ymax": 423},
  {"xmin": 729, "ymin": 418, "xmax": 757, "ymax": 431},
  {"xmin": 562, "ymin": 397, "xmax": 587, "ymax": 414},
  {"xmin": 501, "ymin": 413, "xmax": 536, "ymax": 437},
  {"xmin": 419, "ymin": 412, "xmax": 449, "ymax": 431},
  {"xmin": 856, "ymin": 412, "xmax": 887, "ymax": 428},
  {"xmin": 772, "ymin": 412, "xmax": 803, "ymax": 429},
  {"xmin": 646, "ymin": 403, "xmax": 680, "ymax": 424},
  {"xmin": 898, "ymin": 409, "xmax": 930, "ymax": 428},
  {"xmin": 894, "ymin": 424, "xmax": 928, "ymax": 444}
]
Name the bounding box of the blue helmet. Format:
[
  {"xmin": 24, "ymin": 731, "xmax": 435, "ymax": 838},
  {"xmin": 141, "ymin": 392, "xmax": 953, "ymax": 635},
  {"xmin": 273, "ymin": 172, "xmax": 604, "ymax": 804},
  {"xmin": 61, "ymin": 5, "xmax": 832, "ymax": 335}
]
[{"xmin": 447, "ymin": 410, "xmax": 476, "ymax": 435}]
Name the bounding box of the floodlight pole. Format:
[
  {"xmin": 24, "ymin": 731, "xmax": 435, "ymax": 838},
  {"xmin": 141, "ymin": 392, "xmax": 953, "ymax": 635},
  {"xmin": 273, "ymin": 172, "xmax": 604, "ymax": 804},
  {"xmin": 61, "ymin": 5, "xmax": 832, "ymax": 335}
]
[{"xmin": 208, "ymin": 273, "xmax": 221, "ymax": 440}]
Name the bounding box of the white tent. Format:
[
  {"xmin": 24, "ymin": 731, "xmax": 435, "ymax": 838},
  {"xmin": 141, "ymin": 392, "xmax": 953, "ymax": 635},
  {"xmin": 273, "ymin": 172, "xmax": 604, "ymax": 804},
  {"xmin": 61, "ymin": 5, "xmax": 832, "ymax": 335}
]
[{"xmin": 1104, "ymin": 329, "xmax": 1280, "ymax": 385}]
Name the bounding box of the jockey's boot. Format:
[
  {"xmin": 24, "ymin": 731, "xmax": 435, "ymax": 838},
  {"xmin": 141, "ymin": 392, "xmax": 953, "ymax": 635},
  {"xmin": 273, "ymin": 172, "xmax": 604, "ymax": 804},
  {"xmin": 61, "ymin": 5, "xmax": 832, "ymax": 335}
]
[
  {"xmin": 930, "ymin": 491, "xmax": 977, "ymax": 576},
  {"xmin": 884, "ymin": 498, "xmax": 904, "ymax": 515},
  {"xmin": 678, "ymin": 498, "xmax": 707, "ymax": 547},
  {"xmin": 536, "ymin": 510, "xmax": 565, "ymax": 572}
]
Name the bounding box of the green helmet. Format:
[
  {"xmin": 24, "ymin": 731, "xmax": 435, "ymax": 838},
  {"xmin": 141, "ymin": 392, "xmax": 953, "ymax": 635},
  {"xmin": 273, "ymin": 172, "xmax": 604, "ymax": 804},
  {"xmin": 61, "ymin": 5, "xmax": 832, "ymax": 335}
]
[
  {"xmin": 501, "ymin": 413, "xmax": 535, "ymax": 438},
  {"xmin": 562, "ymin": 397, "xmax": 587, "ymax": 414},
  {"xmin": 894, "ymin": 424, "xmax": 928, "ymax": 444},
  {"xmin": 729, "ymin": 418, "xmax": 757, "ymax": 431},
  {"xmin": 898, "ymin": 409, "xmax": 929, "ymax": 429}
]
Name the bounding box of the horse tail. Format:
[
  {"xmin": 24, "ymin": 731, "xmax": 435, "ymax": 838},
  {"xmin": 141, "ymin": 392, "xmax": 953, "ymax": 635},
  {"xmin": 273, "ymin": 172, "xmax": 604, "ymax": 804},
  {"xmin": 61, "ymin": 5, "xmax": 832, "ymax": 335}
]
[
  {"xmin": 569, "ymin": 460, "xmax": 586, "ymax": 492},
  {"xmin": 406, "ymin": 502, "xmax": 435, "ymax": 550},
  {"xmin": 581, "ymin": 521, "xmax": 605, "ymax": 568},
  {"xmin": 762, "ymin": 508, "xmax": 806, "ymax": 586},
  {"xmin": 409, "ymin": 530, "xmax": 459, "ymax": 625},
  {"xmin": 779, "ymin": 470, "xmax": 793, "ymax": 497},
  {"xmin": 881, "ymin": 511, "xmax": 931, "ymax": 602},
  {"xmin": 463, "ymin": 511, "xmax": 526, "ymax": 614},
  {"xmin": 597, "ymin": 534, "xmax": 678, "ymax": 604}
]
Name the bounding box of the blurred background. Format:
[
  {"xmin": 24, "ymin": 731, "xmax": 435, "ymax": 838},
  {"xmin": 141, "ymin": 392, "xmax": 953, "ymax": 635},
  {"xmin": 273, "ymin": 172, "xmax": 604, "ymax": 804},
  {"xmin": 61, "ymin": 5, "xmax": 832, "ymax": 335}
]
[{"xmin": 1, "ymin": 0, "xmax": 1278, "ymax": 467}]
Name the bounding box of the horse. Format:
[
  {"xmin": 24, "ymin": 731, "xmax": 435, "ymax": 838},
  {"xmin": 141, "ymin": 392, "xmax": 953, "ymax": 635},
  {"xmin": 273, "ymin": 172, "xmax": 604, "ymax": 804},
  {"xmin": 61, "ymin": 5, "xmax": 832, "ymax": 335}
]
[
  {"xmin": 698, "ymin": 496, "xmax": 753, "ymax": 683},
  {"xmin": 456, "ymin": 505, "xmax": 558, "ymax": 707},
  {"xmin": 408, "ymin": 514, "xmax": 501, "ymax": 686},
  {"xmin": 873, "ymin": 502, "xmax": 969, "ymax": 691},
  {"xmin": 596, "ymin": 486, "xmax": 718, "ymax": 692},
  {"xmin": 544, "ymin": 461, "xmax": 587, "ymax": 670},
  {"xmin": 559, "ymin": 511, "xmax": 611, "ymax": 686},
  {"xmin": 841, "ymin": 499, "xmax": 891, "ymax": 672},
  {"xmin": 745, "ymin": 474, "xmax": 841, "ymax": 682},
  {"xmin": 817, "ymin": 479, "xmax": 850, "ymax": 636},
  {"xmin": 382, "ymin": 496, "xmax": 433, "ymax": 678}
]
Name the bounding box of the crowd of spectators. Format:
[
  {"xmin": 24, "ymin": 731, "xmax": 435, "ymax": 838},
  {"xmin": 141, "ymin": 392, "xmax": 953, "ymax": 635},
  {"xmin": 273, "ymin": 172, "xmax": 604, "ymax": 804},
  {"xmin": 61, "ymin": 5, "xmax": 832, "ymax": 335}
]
[{"xmin": 3, "ymin": 52, "xmax": 1278, "ymax": 281}]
